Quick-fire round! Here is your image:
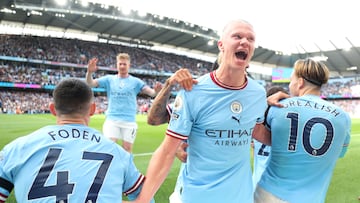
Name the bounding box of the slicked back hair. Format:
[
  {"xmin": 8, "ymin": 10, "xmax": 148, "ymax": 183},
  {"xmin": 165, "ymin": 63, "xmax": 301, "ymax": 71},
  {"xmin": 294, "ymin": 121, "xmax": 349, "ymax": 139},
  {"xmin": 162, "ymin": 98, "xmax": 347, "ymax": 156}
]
[
  {"xmin": 293, "ymin": 58, "xmax": 329, "ymax": 87},
  {"xmin": 221, "ymin": 19, "xmax": 254, "ymax": 40}
]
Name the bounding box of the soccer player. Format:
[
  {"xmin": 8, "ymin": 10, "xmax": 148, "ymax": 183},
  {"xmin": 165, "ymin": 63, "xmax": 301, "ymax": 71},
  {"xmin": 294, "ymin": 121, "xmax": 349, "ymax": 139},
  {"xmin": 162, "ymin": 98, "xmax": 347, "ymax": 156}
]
[
  {"xmin": 86, "ymin": 53, "xmax": 162, "ymax": 152},
  {"xmin": 252, "ymin": 86, "xmax": 288, "ymax": 191},
  {"xmin": 0, "ymin": 78, "xmax": 153, "ymax": 203},
  {"xmin": 148, "ymin": 59, "xmax": 222, "ymax": 203},
  {"xmin": 253, "ymin": 58, "xmax": 351, "ymax": 203},
  {"xmin": 126, "ymin": 19, "xmax": 267, "ymax": 203}
]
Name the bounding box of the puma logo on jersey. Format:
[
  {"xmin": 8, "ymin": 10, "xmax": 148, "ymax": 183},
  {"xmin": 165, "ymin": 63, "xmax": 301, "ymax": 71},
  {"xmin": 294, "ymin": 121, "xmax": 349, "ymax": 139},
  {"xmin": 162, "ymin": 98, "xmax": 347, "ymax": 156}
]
[{"xmin": 232, "ymin": 116, "xmax": 240, "ymax": 124}]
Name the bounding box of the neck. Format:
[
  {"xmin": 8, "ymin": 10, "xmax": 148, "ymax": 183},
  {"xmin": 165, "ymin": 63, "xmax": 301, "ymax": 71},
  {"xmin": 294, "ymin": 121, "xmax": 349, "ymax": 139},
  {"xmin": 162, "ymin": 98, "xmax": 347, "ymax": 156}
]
[
  {"xmin": 118, "ymin": 72, "xmax": 129, "ymax": 78},
  {"xmin": 214, "ymin": 69, "xmax": 246, "ymax": 88},
  {"xmin": 300, "ymin": 87, "xmax": 321, "ymax": 96},
  {"xmin": 56, "ymin": 116, "xmax": 89, "ymax": 126}
]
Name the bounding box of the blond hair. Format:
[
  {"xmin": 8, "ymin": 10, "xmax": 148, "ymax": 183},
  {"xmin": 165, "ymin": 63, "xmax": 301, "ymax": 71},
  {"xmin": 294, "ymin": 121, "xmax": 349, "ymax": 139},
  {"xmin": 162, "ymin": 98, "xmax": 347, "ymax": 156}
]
[
  {"xmin": 116, "ymin": 53, "xmax": 131, "ymax": 63},
  {"xmin": 293, "ymin": 58, "xmax": 329, "ymax": 87},
  {"xmin": 221, "ymin": 19, "xmax": 253, "ymax": 40}
]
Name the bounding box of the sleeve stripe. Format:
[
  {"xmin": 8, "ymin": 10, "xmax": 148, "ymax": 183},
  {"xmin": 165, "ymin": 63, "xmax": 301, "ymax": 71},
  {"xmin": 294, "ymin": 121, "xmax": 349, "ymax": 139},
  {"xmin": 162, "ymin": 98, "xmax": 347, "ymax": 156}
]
[
  {"xmin": 166, "ymin": 129, "xmax": 187, "ymax": 140},
  {"xmin": 166, "ymin": 104, "xmax": 172, "ymax": 123},
  {"xmin": 0, "ymin": 193, "xmax": 8, "ymax": 203},
  {"xmin": 124, "ymin": 174, "xmax": 145, "ymax": 196},
  {"xmin": 0, "ymin": 177, "xmax": 13, "ymax": 193},
  {"xmin": 166, "ymin": 104, "xmax": 172, "ymax": 115}
]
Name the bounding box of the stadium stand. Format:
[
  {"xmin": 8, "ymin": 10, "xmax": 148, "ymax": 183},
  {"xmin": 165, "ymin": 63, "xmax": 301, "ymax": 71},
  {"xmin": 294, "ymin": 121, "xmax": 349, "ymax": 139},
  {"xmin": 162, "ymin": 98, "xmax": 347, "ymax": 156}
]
[{"xmin": 0, "ymin": 34, "xmax": 359, "ymax": 117}]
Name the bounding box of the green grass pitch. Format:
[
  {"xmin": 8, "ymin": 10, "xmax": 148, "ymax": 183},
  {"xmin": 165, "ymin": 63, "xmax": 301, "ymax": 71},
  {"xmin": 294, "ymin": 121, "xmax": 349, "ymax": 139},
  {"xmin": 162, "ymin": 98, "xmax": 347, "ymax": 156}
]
[{"xmin": 0, "ymin": 114, "xmax": 359, "ymax": 203}]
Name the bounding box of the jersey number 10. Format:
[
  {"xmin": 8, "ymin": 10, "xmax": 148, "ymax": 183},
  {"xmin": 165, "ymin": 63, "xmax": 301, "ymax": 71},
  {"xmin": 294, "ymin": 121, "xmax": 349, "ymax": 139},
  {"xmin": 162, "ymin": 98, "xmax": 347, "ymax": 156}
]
[{"xmin": 287, "ymin": 112, "xmax": 334, "ymax": 156}]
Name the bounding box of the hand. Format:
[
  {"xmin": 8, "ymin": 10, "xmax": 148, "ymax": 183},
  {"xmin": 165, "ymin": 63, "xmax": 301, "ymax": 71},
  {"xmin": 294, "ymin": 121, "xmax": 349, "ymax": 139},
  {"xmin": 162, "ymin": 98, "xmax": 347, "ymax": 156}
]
[
  {"xmin": 168, "ymin": 68, "xmax": 198, "ymax": 91},
  {"xmin": 153, "ymin": 82, "xmax": 163, "ymax": 94},
  {"xmin": 267, "ymin": 91, "xmax": 290, "ymax": 107},
  {"xmin": 175, "ymin": 142, "xmax": 188, "ymax": 163},
  {"xmin": 87, "ymin": 57, "xmax": 99, "ymax": 73}
]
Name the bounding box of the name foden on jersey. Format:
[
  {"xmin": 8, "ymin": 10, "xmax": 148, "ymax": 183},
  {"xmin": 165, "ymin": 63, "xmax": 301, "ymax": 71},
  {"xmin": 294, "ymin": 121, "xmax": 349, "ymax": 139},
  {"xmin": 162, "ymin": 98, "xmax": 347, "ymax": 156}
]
[{"xmin": 48, "ymin": 128, "xmax": 101, "ymax": 143}]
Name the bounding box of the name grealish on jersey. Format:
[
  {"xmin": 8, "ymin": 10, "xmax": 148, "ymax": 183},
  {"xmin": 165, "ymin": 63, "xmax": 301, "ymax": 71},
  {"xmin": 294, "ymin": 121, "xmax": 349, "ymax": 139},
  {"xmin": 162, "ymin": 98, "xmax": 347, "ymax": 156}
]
[{"xmin": 283, "ymin": 100, "xmax": 341, "ymax": 117}]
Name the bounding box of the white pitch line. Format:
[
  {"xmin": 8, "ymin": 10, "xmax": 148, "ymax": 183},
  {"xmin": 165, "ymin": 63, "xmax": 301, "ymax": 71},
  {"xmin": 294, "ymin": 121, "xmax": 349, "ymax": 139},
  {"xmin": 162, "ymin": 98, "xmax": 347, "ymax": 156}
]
[
  {"xmin": 351, "ymin": 133, "xmax": 360, "ymax": 137},
  {"xmin": 133, "ymin": 152, "xmax": 153, "ymax": 157}
]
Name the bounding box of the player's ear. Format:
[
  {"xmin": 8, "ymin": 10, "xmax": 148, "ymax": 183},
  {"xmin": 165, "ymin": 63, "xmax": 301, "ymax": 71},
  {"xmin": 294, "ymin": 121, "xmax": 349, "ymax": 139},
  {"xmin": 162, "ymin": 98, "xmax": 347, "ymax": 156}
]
[
  {"xmin": 89, "ymin": 102, "xmax": 96, "ymax": 116},
  {"xmin": 217, "ymin": 40, "xmax": 224, "ymax": 52},
  {"xmin": 299, "ymin": 77, "xmax": 306, "ymax": 88},
  {"xmin": 49, "ymin": 102, "xmax": 56, "ymax": 116}
]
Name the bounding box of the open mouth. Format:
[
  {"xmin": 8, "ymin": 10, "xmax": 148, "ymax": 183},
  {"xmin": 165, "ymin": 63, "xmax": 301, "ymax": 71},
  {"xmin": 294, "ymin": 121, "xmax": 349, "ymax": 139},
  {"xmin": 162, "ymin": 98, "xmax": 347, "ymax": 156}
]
[{"xmin": 235, "ymin": 51, "xmax": 248, "ymax": 60}]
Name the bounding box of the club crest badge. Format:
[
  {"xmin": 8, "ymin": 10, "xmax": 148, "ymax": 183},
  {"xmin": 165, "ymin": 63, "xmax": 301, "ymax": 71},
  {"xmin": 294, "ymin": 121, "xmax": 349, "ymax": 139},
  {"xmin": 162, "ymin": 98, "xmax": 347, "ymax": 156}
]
[
  {"xmin": 230, "ymin": 101, "xmax": 242, "ymax": 114},
  {"xmin": 173, "ymin": 95, "xmax": 183, "ymax": 112},
  {"xmin": 119, "ymin": 81, "xmax": 125, "ymax": 88}
]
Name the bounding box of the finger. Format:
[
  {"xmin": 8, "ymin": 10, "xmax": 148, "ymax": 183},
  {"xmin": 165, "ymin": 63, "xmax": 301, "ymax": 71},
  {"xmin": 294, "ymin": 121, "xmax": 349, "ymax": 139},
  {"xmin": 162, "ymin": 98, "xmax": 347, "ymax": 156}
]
[
  {"xmin": 272, "ymin": 102, "xmax": 284, "ymax": 107},
  {"xmin": 183, "ymin": 75, "xmax": 195, "ymax": 91}
]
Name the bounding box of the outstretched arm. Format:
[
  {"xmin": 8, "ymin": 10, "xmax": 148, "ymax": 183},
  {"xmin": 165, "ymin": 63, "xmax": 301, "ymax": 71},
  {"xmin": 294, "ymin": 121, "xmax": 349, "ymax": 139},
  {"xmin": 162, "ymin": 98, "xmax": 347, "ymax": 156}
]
[
  {"xmin": 267, "ymin": 91, "xmax": 290, "ymax": 107},
  {"xmin": 141, "ymin": 82, "xmax": 163, "ymax": 98}
]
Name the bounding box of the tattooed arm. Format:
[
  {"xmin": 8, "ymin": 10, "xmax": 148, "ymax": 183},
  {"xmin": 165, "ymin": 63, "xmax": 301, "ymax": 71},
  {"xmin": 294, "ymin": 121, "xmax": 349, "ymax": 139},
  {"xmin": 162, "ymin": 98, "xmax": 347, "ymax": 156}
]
[
  {"xmin": 147, "ymin": 68, "xmax": 197, "ymax": 125},
  {"xmin": 147, "ymin": 78, "xmax": 174, "ymax": 125}
]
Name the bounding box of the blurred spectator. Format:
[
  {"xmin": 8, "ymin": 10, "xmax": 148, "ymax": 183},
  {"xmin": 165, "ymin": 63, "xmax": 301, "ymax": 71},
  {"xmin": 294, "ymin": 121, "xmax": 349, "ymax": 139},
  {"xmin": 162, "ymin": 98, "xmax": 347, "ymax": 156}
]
[{"xmin": 0, "ymin": 34, "xmax": 359, "ymax": 117}]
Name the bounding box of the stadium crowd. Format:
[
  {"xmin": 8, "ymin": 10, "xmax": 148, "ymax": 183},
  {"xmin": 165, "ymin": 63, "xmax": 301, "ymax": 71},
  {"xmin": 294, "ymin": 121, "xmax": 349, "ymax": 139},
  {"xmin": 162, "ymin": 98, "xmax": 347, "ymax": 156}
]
[
  {"xmin": 0, "ymin": 34, "xmax": 359, "ymax": 117},
  {"xmin": 0, "ymin": 34, "xmax": 213, "ymax": 76}
]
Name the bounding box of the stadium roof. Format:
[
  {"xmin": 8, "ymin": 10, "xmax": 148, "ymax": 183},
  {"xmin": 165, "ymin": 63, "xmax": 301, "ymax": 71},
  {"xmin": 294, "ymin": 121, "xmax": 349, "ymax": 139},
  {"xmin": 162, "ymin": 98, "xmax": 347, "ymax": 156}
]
[{"xmin": 0, "ymin": 0, "xmax": 359, "ymax": 77}]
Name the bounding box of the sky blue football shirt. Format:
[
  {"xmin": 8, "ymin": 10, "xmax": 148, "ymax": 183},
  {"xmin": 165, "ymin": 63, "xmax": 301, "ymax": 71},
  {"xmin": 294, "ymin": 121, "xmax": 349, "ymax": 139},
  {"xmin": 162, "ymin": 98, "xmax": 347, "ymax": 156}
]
[
  {"xmin": 0, "ymin": 124, "xmax": 150, "ymax": 202},
  {"xmin": 97, "ymin": 74, "xmax": 145, "ymax": 122},
  {"xmin": 258, "ymin": 95, "xmax": 351, "ymax": 203},
  {"xmin": 166, "ymin": 72, "xmax": 267, "ymax": 203}
]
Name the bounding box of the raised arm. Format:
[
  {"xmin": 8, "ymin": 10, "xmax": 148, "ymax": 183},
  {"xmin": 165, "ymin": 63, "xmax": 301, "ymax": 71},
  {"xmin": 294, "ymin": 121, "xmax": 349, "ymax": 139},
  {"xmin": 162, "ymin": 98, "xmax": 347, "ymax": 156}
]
[
  {"xmin": 85, "ymin": 57, "xmax": 99, "ymax": 87},
  {"xmin": 147, "ymin": 68, "xmax": 197, "ymax": 125},
  {"xmin": 147, "ymin": 78, "xmax": 173, "ymax": 125}
]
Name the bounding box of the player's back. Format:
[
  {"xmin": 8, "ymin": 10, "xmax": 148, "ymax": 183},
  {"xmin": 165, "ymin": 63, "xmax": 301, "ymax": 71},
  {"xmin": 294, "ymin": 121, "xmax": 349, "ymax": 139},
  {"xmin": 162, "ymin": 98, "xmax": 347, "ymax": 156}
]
[
  {"xmin": 1, "ymin": 124, "xmax": 142, "ymax": 202},
  {"xmin": 259, "ymin": 95, "xmax": 351, "ymax": 203}
]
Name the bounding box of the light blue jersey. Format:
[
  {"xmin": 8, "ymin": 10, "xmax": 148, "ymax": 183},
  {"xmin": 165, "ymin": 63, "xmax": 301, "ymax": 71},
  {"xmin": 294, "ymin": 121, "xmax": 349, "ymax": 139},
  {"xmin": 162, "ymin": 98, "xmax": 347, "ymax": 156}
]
[
  {"xmin": 258, "ymin": 95, "xmax": 351, "ymax": 203},
  {"xmin": 252, "ymin": 139, "xmax": 271, "ymax": 191},
  {"xmin": 0, "ymin": 124, "xmax": 151, "ymax": 203},
  {"xmin": 97, "ymin": 75, "xmax": 145, "ymax": 122},
  {"xmin": 167, "ymin": 103, "xmax": 185, "ymax": 196},
  {"xmin": 166, "ymin": 72, "xmax": 267, "ymax": 203},
  {"xmin": 173, "ymin": 163, "xmax": 185, "ymax": 193}
]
